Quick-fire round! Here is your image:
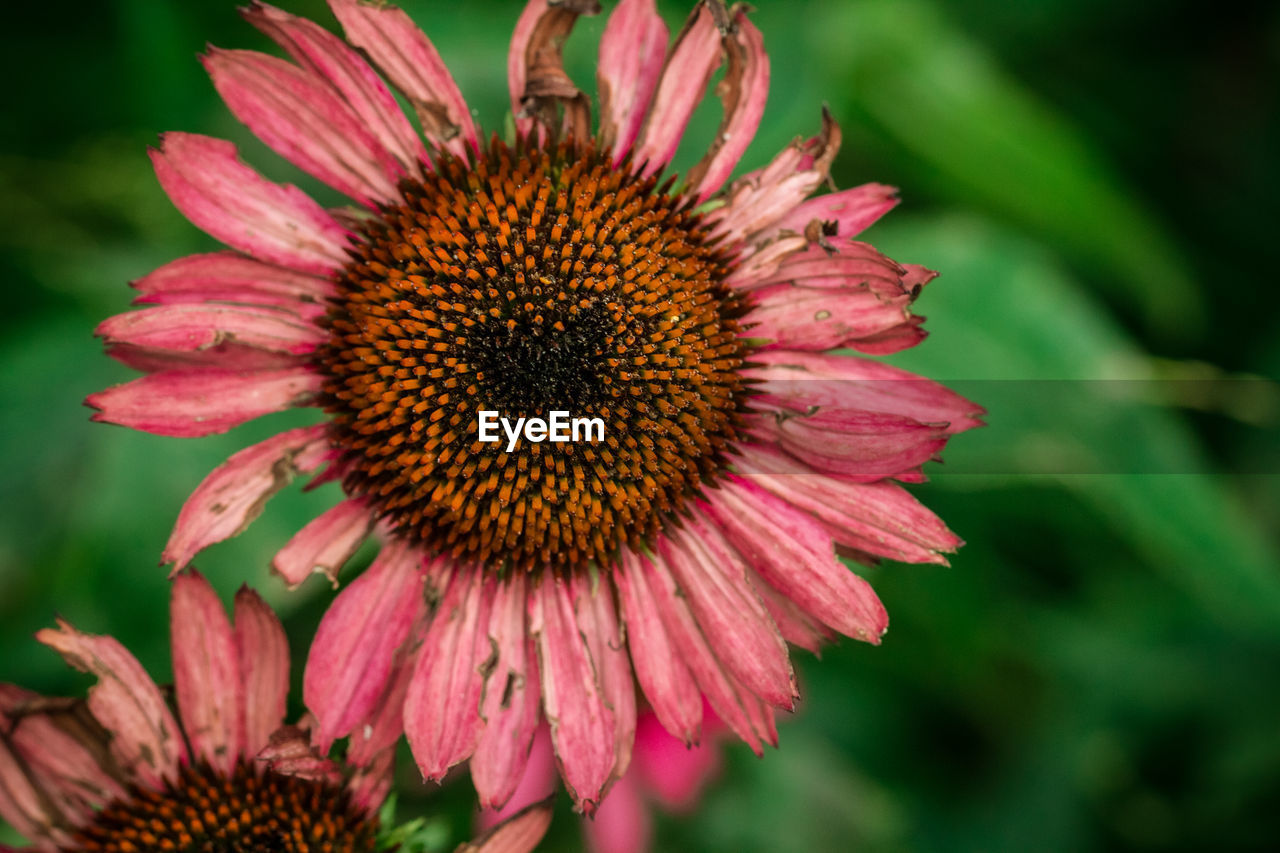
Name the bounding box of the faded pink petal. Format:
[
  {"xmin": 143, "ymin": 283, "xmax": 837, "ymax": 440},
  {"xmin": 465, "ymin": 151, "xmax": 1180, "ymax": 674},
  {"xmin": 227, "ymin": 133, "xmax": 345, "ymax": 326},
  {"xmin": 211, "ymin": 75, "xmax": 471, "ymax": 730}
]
[
  {"xmin": 688, "ymin": 9, "xmax": 769, "ymax": 201},
  {"xmin": 204, "ymin": 48, "xmax": 404, "ymax": 207},
  {"xmin": 244, "ymin": 2, "xmax": 427, "ymax": 175},
  {"xmin": 632, "ymin": 710, "xmax": 722, "ymax": 811},
  {"xmin": 329, "ymin": 0, "xmax": 477, "ymax": 159},
  {"xmin": 346, "ymin": 626, "xmax": 419, "ymax": 769},
  {"xmin": 305, "ymin": 541, "xmax": 425, "ymax": 752},
  {"xmin": 149, "ymin": 133, "xmax": 350, "ymax": 275},
  {"xmin": 508, "ymin": 0, "xmax": 545, "ymax": 142},
  {"xmin": 271, "ymin": 497, "xmax": 376, "ymax": 588},
  {"xmin": 404, "ymin": 565, "xmax": 491, "ymax": 782},
  {"xmin": 745, "ymin": 349, "xmax": 985, "ymax": 434},
  {"xmin": 633, "ymin": 2, "xmax": 722, "ymax": 176},
  {"xmin": 170, "ymin": 571, "xmax": 245, "ymax": 774},
  {"xmin": 597, "ymin": 0, "xmax": 668, "ymax": 164},
  {"xmin": 703, "ymin": 476, "xmax": 888, "ymax": 642},
  {"xmin": 462, "ymin": 798, "xmax": 554, "ymax": 853},
  {"xmin": 131, "ymin": 251, "xmax": 335, "ymax": 319},
  {"xmin": 725, "ymin": 234, "xmax": 808, "ymax": 289},
  {"xmin": 346, "ymin": 746, "xmax": 395, "ymax": 814},
  {"xmin": 765, "ymin": 183, "xmax": 900, "ymax": 244},
  {"xmin": 36, "ymin": 621, "xmax": 186, "ymax": 788},
  {"xmin": 87, "ymin": 366, "xmax": 322, "ymax": 438},
  {"xmin": 658, "ymin": 518, "xmax": 796, "ymax": 711},
  {"xmin": 734, "ymin": 444, "xmax": 964, "ymax": 563},
  {"xmin": 0, "ymin": 739, "xmax": 59, "ymax": 848},
  {"xmin": 614, "ymin": 549, "xmax": 702, "ymax": 746},
  {"xmin": 583, "ymin": 769, "xmax": 651, "ymax": 853},
  {"xmin": 477, "ymin": 724, "xmax": 557, "ymax": 830},
  {"xmin": 750, "ymin": 241, "xmax": 913, "ymax": 291},
  {"xmin": 257, "ymin": 725, "xmax": 342, "ymax": 786},
  {"xmin": 571, "ymin": 573, "xmax": 636, "ymax": 782},
  {"xmin": 530, "ymin": 575, "xmax": 616, "ymax": 812},
  {"xmin": 751, "ymin": 576, "xmax": 834, "ymax": 653},
  {"xmin": 96, "ymin": 304, "xmax": 324, "ymax": 373},
  {"xmin": 748, "ymin": 281, "xmax": 915, "ymax": 351},
  {"xmin": 162, "ymin": 424, "xmax": 330, "ymax": 570},
  {"xmin": 472, "ymin": 572, "xmax": 543, "ymax": 810},
  {"xmin": 233, "ymin": 586, "xmax": 290, "ymax": 755}
]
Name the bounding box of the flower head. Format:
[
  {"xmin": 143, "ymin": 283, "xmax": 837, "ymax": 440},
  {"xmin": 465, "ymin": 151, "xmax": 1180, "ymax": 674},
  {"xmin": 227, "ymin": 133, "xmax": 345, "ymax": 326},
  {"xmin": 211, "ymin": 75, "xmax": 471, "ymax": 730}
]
[
  {"xmin": 0, "ymin": 571, "xmax": 551, "ymax": 853},
  {"xmin": 87, "ymin": 0, "xmax": 981, "ymax": 812}
]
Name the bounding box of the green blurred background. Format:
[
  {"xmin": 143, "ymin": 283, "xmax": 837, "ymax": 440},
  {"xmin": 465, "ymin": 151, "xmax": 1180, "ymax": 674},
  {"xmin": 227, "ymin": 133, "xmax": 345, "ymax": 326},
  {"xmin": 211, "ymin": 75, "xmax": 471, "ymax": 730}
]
[{"xmin": 2, "ymin": 0, "xmax": 1278, "ymax": 850}]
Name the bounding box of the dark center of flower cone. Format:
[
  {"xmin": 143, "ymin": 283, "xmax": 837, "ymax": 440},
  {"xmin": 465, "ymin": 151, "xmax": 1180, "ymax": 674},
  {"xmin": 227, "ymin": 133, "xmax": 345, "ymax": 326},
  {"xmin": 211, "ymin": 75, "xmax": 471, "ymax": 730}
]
[
  {"xmin": 62, "ymin": 762, "xmax": 379, "ymax": 853},
  {"xmin": 319, "ymin": 139, "xmax": 752, "ymax": 573}
]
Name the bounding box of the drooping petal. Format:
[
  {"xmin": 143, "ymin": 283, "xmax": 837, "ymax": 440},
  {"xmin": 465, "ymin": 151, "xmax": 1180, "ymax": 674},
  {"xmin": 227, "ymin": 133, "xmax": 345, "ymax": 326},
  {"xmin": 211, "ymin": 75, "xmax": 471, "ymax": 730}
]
[
  {"xmin": 657, "ymin": 518, "xmax": 796, "ymax": 710},
  {"xmin": 345, "ymin": 624, "xmax": 419, "ymax": 769},
  {"xmin": 710, "ymin": 108, "xmax": 841, "ymax": 247},
  {"xmin": 328, "ymin": 0, "xmax": 477, "ymax": 159},
  {"xmin": 36, "ymin": 621, "xmax": 187, "ymax": 788},
  {"xmin": 149, "ymin": 133, "xmax": 350, "ymax": 275},
  {"xmin": 0, "ymin": 738, "xmax": 61, "ymax": 848},
  {"xmin": 745, "ymin": 349, "xmax": 985, "ymax": 434},
  {"xmin": 733, "ymin": 443, "xmax": 964, "ymax": 563},
  {"xmin": 203, "ymin": 48, "xmax": 404, "ymax": 207},
  {"xmin": 596, "ymin": 0, "xmax": 668, "ymax": 163},
  {"xmin": 170, "ymin": 571, "xmax": 244, "ymax": 774},
  {"xmin": 763, "ymin": 183, "xmax": 900, "ymax": 245},
  {"xmin": 243, "ymin": 2, "xmax": 427, "ymax": 175},
  {"xmin": 748, "ymin": 282, "xmax": 916, "ymax": 352},
  {"xmin": 131, "ymin": 251, "xmax": 336, "ymax": 318},
  {"xmin": 750, "ymin": 576, "xmax": 834, "ymax": 653},
  {"xmin": 232, "ymin": 586, "xmax": 290, "ymax": 756},
  {"xmin": 614, "ymin": 548, "xmax": 702, "ymax": 745},
  {"xmin": 631, "ymin": 710, "xmax": 723, "ymax": 811},
  {"xmin": 304, "ymin": 541, "xmax": 425, "ymax": 752},
  {"xmin": 271, "ymin": 497, "xmax": 376, "ymax": 588},
  {"xmin": 582, "ymin": 769, "xmax": 651, "ymax": 853},
  {"xmin": 702, "ymin": 476, "xmax": 888, "ymax": 642},
  {"xmin": 687, "ymin": 8, "xmax": 770, "ymax": 201},
  {"xmin": 96, "ymin": 304, "xmax": 325, "ymax": 373},
  {"xmin": 404, "ymin": 564, "xmax": 492, "ymax": 782},
  {"xmin": 162, "ymin": 424, "xmax": 330, "ymax": 570},
  {"xmin": 571, "ymin": 573, "xmax": 636, "ymax": 781},
  {"xmin": 472, "ymin": 572, "xmax": 543, "ymax": 810},
  {"xmin": 529, "ymin": 575, "xmax": 616, "ymax": 812},
  {"xmin": 633, "ymin": 1, "xmax": 724, "ymax": 176},
  {"xmin": 460, "ymin": 798, "xmax": 554, "ymax": 853},
  {"xmin": 345, "ymin": 746, "xmax": 394, "ymax": 814},
  {"xmin": 87, "ymin": 366, "xmax": 322, "ymax": 438}
]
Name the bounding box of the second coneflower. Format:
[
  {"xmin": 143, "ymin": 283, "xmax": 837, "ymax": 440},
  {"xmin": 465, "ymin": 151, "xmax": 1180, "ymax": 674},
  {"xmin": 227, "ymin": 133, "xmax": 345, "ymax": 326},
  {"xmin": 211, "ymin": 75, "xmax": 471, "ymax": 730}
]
[{"xmin": 87, "ymin": 0, "xmax": 981, "ymax": 811}]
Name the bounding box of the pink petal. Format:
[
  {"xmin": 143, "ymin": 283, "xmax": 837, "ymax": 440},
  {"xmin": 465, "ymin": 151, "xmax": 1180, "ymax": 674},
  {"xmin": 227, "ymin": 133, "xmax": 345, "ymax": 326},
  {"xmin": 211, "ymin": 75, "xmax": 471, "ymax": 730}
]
[
  {"xmin": 751, "ymin": 241, "xmax": 913, "ymax": 290},
  {"xmin": 345, "ymin": 625, "xmax": 419, "ymax": 769},
  {"xmin": 745, "ymin": 349, "xmax": 985, "ymax": 434},
  {"xmin": 529, "ymin": 575, "xmax": 616, "ymax": 812},
  {"xmin": 703, "ymin": 476, "xmax": 888, "ymax": 642},
  {"xmin": 404, "ymin": 564, "xmax": 492, "ymax": 782},
  {"xmin": 765, "ymin": 184, "xmax": 900, "ymax": 244},
  {"xmin": 583, "ymin": 769, "xmax": 651, "ymax": 853},
  {"xmin": 596, "ymin": 0, "xmax": 668, "ymax": 164},
  {"xmin": 748, "ymin": 281, "xmax": 915, "ymax": 351},
  {"xmin": 0, "ymin": 686, "xmax": 126, "ymax": 823},
  {"xmin": 162, "ymin": 424, "xmax": 330, "ymax": 570},
  {"xmin": 170, "ymin": 571, "xmax": 245, "ymax": 774},
  {"xmin": 131, "ymin": 251, "xmax": 336, "ymax": 318},
  {"xmin": 0, "ymin": 738, "xmax": 60, "ymax": 847},
  {"xmin": 709, "ymin": 108, "xmax": 841, "ymax": 246},
  {"xmin": 86, "ymin": 366, "xmax": 322, "ymax": 438},
  {"xmin": 304, "ymin": 541, "xmax": 425, "ymax": 752},
  {"xmin": 256, "ymin": 725, "xmax": 342, "ymax": 786},
  {"xmin": 571, "ymin": 573, "xmax": 636, "ymax": 781},
  {"xmin": 461, "ymin": 798, "xmax": 554, "ymax": 853},
  {"xmin": 244, "ymin": 2, "xmax": 427, "ymax": 175},
  {"xmin": 634, "ymin": 545, "xmax": 769, "ymax": 755},
  {"xmin": 733, "ymin": 443, "xmax": 964, "ymax": 563},
  {"xmin": 149, "ymin": 133, "xmax": 350, "ymax": 275},
  {"xmin": 36, "ymin": 621, "xmax": 187, "ymax": 788},
  {"xmin": 750, "ymin": 576, "xmax": 834, "ymax": 653},
  {"xmin": 329, "ymin": 0, "xmax": 477, "ymax": 159},
  {"xmin": 724, "ymin": 233, "xmax": 808, "ymax": 289},
  {"xmin": 632, "ymin": 710, "xmax": 723, "ymax": 811},
  {"xmin": 346, "ymin": 747, "xmax": 395, "ymax": 814},
  {"xmin": 472, "ymin": 572, "xmax": 543, "ymax": 810},
  {"xmin": 97, "ymin": 303, "xmax": 324, "ymax": 373},
  {"xmin": 687, "ymin": 9, "xmax": 770, "ymax": 201},
  {"xmin": 477, "ymin": 724, "xmax": 556, "ymax": 830},
  {"xmin": 204, "ymin": 48, "xmax": 403, "ymax": 207},
  {"xmin": 614, "ymin": 549, "xmax": 702, "ymax": 745},
  {"xmin": 271, "ymin": 497, "xmax": 376, "ymax": 588},
  {"xmin": 633, "ymin": 1, "xmax": 724, "ymax": 176},
  {"xmin": 747, "ymin": 403, "xmax": 950, "ymax": 481},
  {"xmin": 232, "ymin": 586, "xmax": 290, "ymax": 755},
  {"xmin": 657, "ymin": 518, "xmax": 796, "ymax": 711}
]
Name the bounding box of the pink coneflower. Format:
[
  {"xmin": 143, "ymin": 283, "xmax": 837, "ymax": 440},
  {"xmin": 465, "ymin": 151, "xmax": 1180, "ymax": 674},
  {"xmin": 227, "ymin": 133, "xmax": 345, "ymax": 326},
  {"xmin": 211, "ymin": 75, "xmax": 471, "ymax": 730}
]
[
  {"xmin": 0, "ymin": 571, "xmax": 552, "ymax": 852},
  {"xmin": 87, "ymin": 0, "xmax": 981, "ymax": 813}
]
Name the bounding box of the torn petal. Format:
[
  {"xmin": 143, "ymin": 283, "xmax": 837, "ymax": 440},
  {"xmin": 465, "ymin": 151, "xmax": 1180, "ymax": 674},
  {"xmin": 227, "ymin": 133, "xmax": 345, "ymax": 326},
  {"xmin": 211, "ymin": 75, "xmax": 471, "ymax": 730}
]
[{"xmin": 271, "ymin": 497, "xmax": 376, "ymax": 589}]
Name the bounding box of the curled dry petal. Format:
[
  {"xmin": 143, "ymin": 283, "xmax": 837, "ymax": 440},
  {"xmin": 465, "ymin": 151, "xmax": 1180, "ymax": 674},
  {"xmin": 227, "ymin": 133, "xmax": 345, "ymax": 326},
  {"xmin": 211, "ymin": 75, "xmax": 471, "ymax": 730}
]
[
  {"xmin": 162, "ymin": 424, "xmax": 331, "ymax": 570},
  {"xmin": 512, "ymin": 0, "xmax": 601, "ymax": 140},
  {"xmin": 256, "ymin": 725, "xmax": 342, "ymax": 786}
]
